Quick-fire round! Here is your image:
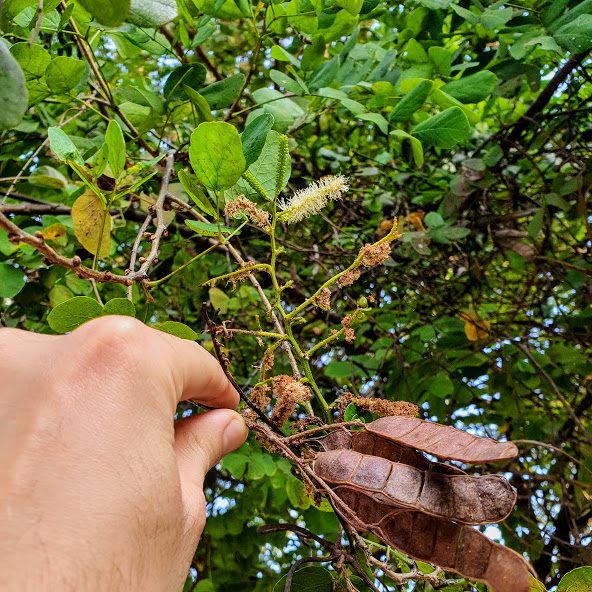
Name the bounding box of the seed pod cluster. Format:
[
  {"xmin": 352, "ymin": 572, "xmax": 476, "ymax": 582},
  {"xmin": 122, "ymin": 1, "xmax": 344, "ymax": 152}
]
[{"xmin": 313, "ymin": 416, "xmax": 531, "ymax": 592}]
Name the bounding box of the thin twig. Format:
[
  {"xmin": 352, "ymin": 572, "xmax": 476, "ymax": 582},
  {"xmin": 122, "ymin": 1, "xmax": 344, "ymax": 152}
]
[
  {"xmin": 200, "ymin": 303, "xmax": 284, "ymax": 435},
  {"xmin": 127, "ymin": 213, "xmax": 153, "ymax": 301}
]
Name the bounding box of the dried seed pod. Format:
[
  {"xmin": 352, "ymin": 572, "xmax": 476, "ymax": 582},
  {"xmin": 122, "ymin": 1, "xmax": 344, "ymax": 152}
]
[
  {"xmin": 314, "ymin": 450, "xmax": 516, "ymax": 524},
  {"xmin": 352, "ymin": 430, "xmax": 466, "ymax": 476},
  {"xmin": 317, "ymin": 430, "xmax": 353, "ymax": 451},
  {"xmin": 365, "ymin": 417, "xmax": 518, "ymax": 463},
  {"xmin": 334, "ymin": 487, "xmax": 531, "ymax": 592}
]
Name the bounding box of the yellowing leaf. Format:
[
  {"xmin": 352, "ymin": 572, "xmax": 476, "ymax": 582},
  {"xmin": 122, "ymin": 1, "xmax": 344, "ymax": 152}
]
[
  {"xmin": 459, "ymin": 312, "xmax": 490, "ymax": 341},
  {"xmin": 71, "ymin": 190, "xmax": 111, "ymax": 258},
  {"xmin": 41, "ymin": 223, "xmax": 67, "ymax": 240}
]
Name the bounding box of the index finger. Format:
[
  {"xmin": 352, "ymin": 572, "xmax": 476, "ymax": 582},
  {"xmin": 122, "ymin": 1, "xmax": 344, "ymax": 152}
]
[{"xmin": 69, "ymin": 316, "xmax": 239, "ymax": 413}]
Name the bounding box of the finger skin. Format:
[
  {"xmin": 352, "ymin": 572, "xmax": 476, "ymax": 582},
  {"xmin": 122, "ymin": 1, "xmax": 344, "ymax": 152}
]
[{"xmin": 0, "ymin": 316, "xmax": 242, "ymax": 592}]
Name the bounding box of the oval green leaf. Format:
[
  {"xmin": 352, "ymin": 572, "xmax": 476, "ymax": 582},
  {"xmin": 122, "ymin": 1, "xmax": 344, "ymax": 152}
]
[
  {"xmin": 47, "ymin": 296, "xmax": 104, "ymax": 333},
  {"xmin": 189, "ymin": 121, "xmax": 246, "ymax": 191},
  {"xmin": 412, "ymin": 107, "xmax": 470, "ymax": 149},
  {"xmin": 0, "ymin": 42, "xmax": 28, "ymax": 130}
]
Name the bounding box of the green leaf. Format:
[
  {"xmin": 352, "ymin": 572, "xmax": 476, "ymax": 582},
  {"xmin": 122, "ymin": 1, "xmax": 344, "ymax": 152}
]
[
  {"xmin": 76, "ymin": 0, "xmax": 130, "ymax": 26},
  {"xmin": 221, "ymin": 451, "xmax": 248, "ymax": 478},
  {"xmin": 183, "ymin": 86, "xmax": 214, "ymax": 122},
  {"xmin": 274, "ymin": 566, "xmax": 334, "ymax": 592},
  {"xmin": 247, "ymin": 452, "xmax": 277, "ymax": 480},
  {"xmin": 554, "ymin": 15, "xmax": 592, "ymax": 53},
  {"xmin": 325, "ymin": 360, "xmax": 351, "ymax": 378},
  {"xmin": 358, "ymin": 112, "xmax": 388, "ymax": 134},
  {"xmin": 185, "ymin": 220, "xmax": 235, "ymax": 236},
  {"xmin": 241, "ymin": 113, "xmax": 275, "ymax": 167},
  {"xmin": 441, "ymin": 71, "xmax": 498, "ymax": 104},
  {"xmin": 428, "ymin": 46, "xmax": 451, "ymax": 76},
  {"xmin": 335, "ymin": 0, "xmax": 363, "ymax": 17},
  {"xmin": 0, "ymin": 42, "xmax": 28, "ymax": 130},
  {"xmin": 269, "ymin": 69, "xmax": 304, "ymax": 95},
  {"xmin": 269, "ymin": 45, "xmax": 301, "ymax": 69},
  {"xmin": 200, "ymin": 74, "xmax": 246, "ymax": 110},
  {"xmin": 153, "ymin": 320, "xmax": 198, "ymax": 340},
  {"xmin": 178, "ymin": 170, "xmax": 216, "ymax": 216},
  {"xmin": 390, "ymin": 130, "xmax": 424, "ymax": 167},
  {"xmin": 530, "ymin": 575, "xmax": 547, "ymax": 592},
  {"xmin": 102, "ymin": 298, "xmax": 136, "ymax": 317},
  {"xmin": 45, "ymin": 56, "xmax": 86, "ymax": 94},
  {"xmin": 557, "ymin": 567, "xmax": 592, "ymax": 591},
  {"xmin": 412, "ymin": 107, "xmax": 470, "ymax": 149},
  {"xmin": 527, "ymin": 208, "xmax": 544, "ymax": 238},
  {"xmin": 47, "ymin": 296, "xmax": 104, "ymax": 333},
  {"xmin": 0, "ymin": 263, "xmax": 26, "ymax": 298},
  {"xmin": 389, "ymin": 79, "xmax": 432, "ymax": 122},
  {"xmin": 548, "ymin": 0, "xmax": 592, "ymax": 34},
  {"xmin": 544, "ymin": 193, "xmax": 570, "ymax": 211},
  {"xmin": 285, "ymin": 476, "xmax": 312, "ymax": 509},
  {"xmin": 481, "ymin": 6, "xmax": 513, "ymax": 30},
  {"xmin": 426, "ymin": 372, "xmax": 454, "ymax": 398},
  {"xmin": 164, "ymin": 63, "xmax": 207, "ymax": 102},
  {"xmin": 105, "ymin": 120, "xmax": 126, "ymax": 179},
  {"xmin": 9, "ymin": 43, "xmax": 51, "ymax": 80},
  {"xmin": 189, "ymin": 121, "xmax": 246, "ymax": 191},
  {"xmin": 127, "ymin": 0, "xmax": 177, "ymax": 27},
  {"xmin": 344, "ymin": 402, "xmax": 359, "ymax": 422},
  {"xmin": 209, "ymin": 286, "xmax": 229, "ymax": 314}
]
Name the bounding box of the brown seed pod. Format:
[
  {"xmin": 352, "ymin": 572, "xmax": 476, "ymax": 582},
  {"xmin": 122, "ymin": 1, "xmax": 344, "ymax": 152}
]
[
  {"xmin": 314, "ymin": 449, "xmax": 516, "ymax": 524},
  {"xmin": 334, "ymin": 487, "xmax": 531, "ymax": 592},
  {"xmin": 365, "ymin": 416, "xmax": 518, "ymax": 463}
]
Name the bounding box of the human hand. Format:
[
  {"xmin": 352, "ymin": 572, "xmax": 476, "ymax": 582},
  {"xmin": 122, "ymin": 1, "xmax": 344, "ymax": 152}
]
[{"xmin": 0, "ymin": 316, "xmax": 248, "ymax": 592}]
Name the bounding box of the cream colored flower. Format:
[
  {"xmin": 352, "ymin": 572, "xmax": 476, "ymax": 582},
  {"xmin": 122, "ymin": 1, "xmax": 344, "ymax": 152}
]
[{"xmin": 278, "ymin": 175, "xmax": 349, "ymax": 224}]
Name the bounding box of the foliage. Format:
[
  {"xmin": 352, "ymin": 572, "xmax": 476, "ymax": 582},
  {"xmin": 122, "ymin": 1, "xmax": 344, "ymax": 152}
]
[{"xmin": 1, "ymin": 0, "xmax": 591, "ymax": 591}]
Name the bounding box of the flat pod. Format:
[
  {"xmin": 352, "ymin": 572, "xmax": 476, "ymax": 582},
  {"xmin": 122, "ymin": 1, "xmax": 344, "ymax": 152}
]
[
  {"xmin": 334, "ymin": 487, "xmax": 531, "ymax": 592},
  {"xmin": 366, "ymin": 417, "xmax": 518, "ymax": 463},
  {"xmin": 314, "ymin": 450, "xmax": 516, "ymax": 524},
  {"xmin": 352, "ymin": 429, "xmax": 466, "ymax": 475}
]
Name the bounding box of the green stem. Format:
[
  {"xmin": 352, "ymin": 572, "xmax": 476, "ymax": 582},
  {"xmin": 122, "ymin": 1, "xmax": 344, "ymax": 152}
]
[{"xmin": 151, "ymin": 243, "xmax": 219, "ymax": 287}]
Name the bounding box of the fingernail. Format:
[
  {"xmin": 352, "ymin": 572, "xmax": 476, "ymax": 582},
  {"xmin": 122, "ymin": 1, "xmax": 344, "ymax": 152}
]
[{"xmin": 223, "ymin": 416, "xmax": 248, "ymax": 453}]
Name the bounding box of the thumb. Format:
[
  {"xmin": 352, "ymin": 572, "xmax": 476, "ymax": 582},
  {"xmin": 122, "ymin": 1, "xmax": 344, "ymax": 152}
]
[{"xmin": 174, "ymin": 408, "xmax": 248, "ymax": 502}]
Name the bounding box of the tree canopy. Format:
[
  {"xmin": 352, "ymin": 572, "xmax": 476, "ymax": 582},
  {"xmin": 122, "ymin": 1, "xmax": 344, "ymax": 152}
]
[{"xmin": 1, "ymin": 0, "xmax": 591, "ymax": 590}]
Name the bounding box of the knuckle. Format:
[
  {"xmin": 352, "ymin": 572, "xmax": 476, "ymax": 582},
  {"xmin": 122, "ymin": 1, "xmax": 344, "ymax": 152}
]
[{"xmin": 71, "ymin": 316, "xmax": 150, "ymax": 368}]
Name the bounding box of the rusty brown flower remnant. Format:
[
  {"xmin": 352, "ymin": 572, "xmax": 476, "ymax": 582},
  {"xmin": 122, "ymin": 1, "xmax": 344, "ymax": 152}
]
[
  {"xmin": 338, "ymin": 268, "xmax": 361, "ymax": 287},
  {"xmin": 354, "ymin": 397, "xmax": 418, "ymax": 418},
  {"xmin": 360, "ymin": 242, "xmax": 392, "ymax": 267},
  {"xmin": 270, "ymin": 375, "xmax": 311, "ymax": 426},
  {"xmin": 341, "ymin": 315, "xmax": 355, "ymax": 343},
  {"xmin": 245, "ymin": 383, "xmax": 271, "ymax": 421},
  {"xmin": 263, "ymin": 351, "xmax": 274, "ymax": 372},
  {"xmin": 315, "ymin": 287, "xmax": 331, "ymax": 310},
  {"xmin": 224, "ymin": 195, "xmax": 270, "ymax": 228}
]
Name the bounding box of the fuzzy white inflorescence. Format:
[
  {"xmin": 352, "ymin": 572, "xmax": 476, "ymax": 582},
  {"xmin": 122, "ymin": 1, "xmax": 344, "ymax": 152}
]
[{"xmin": 278, "ymin": 175, "xmax": 349, "ymax": 224}]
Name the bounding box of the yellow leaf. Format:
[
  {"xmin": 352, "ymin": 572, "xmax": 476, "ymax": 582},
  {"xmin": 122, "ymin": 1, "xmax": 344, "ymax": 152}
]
[
  {"xmin": 71, "ymin": 190, "xmax": 111, "ymax": 258},
  {"xmin": 41, "ymin": 222, "xmax": 67, "ymax": 240},
  {"xmin": 459, "ymin": 312, "xmax": 490, "ymax": 341}
]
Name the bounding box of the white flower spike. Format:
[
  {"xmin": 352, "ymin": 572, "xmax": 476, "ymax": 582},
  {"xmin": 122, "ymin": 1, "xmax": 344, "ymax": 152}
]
[{"xmin": 278, "ymin": 175, "xmax": 349, "ymax": 224}]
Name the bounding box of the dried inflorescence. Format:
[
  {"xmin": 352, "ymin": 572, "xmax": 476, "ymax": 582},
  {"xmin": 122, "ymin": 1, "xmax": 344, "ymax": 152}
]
[
  {"xmin": 225, "ymin": 195, "xmax": 270, "ymax": 228},
  {"xmin": 278, "ymin": 175, "xmax": 349, "ymax": 224},
  {"xmin": 341, "ymin": 315, "xmax": 355, "ymax": 343},
  {"xmin": 338, "ymin": 268, "xmax": 361, "ymax": 287},
  {"xmin": 352, "ymin": 397, "xmax": 419, "ymax": 418},
  {"xmin": 315, "ymin": 287, "xmax": 332, "ymax": 310},
  {"xmin": 245, "ymin": 383, "xmax": 271, "ymax": 422},
  {"xmin": 270, "ymin": 375, "xmax": 311, "ymax": 426},
  {"xmin": 360, "ymin": 242, "xmax": 392, "ymax": 267}
]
